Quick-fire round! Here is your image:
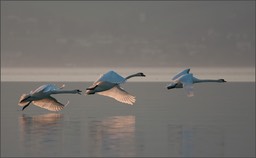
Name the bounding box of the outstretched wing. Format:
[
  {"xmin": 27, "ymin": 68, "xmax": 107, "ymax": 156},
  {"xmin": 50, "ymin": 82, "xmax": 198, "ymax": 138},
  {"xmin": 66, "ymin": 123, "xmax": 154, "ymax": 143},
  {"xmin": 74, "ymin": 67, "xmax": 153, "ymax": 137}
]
[
  {"xmin": 32, "ymin": 84, "xmax": 60, "ymax": 94},
  {"xmin": 96, "ymin": 70, "xmax": 125, "ymax": 84},
  {"xmin": 172, "ymin": 68, "xmax": 190, "ymax": 81},
  {"xmin": 184, "ymin": 84, "xmax": 194, "ymax": 97},
  {"xmin": 93, "ymin": 74, "xmax": 104, "ymax": 84},
  {"xmin": 179, "ymin": 73, "xmax": 194, "ymax": 97},
  {"xmin": 89, "ymin": 71, "xmax": 124, "ymax": 91},
  {"xmin": 32, "ymin": 96, "xmax": 69, "ymax": 111},
  {"xmin": 97, "ymin": 85, "xmax": 136, "ymax": 105}
]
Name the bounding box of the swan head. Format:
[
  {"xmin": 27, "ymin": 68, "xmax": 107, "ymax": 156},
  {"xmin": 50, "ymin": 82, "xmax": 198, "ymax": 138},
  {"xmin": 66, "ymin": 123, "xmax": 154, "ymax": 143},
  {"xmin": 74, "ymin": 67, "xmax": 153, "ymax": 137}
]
[
  {"xmin": 136, "ymin": 72, "xmax": 146, "ymax": 77},
  {"xmin": 74, "ymin": 89, "xmax": 82, "ymax": 94},
  {"xmin": 218, "ymin": 79, "xmax": 226, "ymax": 82}
]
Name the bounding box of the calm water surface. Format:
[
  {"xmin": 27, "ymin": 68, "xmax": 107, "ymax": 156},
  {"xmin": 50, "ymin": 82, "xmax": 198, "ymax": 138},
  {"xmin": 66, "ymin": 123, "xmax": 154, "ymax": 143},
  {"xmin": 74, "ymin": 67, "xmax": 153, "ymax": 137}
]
[{"xmin": 1, "ymin": 82, "xmax": 255, "ymax": 157}]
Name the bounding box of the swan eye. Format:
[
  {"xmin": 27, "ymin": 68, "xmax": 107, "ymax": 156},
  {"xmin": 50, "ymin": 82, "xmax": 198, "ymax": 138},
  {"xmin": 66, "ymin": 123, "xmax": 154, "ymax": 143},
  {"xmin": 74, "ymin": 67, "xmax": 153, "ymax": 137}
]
[
  {"xmin": 221, "ymin": 79, "xmax": 226, "ymax": 82},
  {"xmin": 139, "ymin": 73, "xmax": 146, "ymax": 76},
  {"xmin": 76, "ymin": 90, "xmax": 82, "ymax": 93}
]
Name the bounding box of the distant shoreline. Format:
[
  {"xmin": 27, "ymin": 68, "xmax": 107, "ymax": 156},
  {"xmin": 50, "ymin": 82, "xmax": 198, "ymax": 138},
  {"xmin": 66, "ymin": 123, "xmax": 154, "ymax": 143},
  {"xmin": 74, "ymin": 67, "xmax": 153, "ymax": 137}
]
[{"xmin": 1, "ymin": 67, "xmax": 255, "ymax": 82}]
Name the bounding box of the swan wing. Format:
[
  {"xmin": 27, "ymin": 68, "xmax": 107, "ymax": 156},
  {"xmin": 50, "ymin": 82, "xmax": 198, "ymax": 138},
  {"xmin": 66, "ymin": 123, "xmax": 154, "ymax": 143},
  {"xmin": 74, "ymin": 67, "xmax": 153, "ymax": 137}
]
[
  {"xmin": 86, "ymin": 75, "xmax": 105, "ymax": 91},
  {"xmin": 60, "ymin": 84, "xmax": 65, "ymax": 89},
  {"xmin": 179, "ymin": 74, "xmax": 194, "ymax": 97},
  {"xmin": 97, "ymin": 85, "xmax": 136, "ymax": 105},
  {"xmin": 32, "ymin": 84, "xmax": 60, "ymax": 94},
  {"xmin": 30, "ymin": 85, "xmax": 47, "ymax": 94},
  {"xmin": 172, "ymin": 68, "xmax": 190, "ymax": 80},
  {"xmin": 184, "ymin": 84, "xmax": 194, "ymax": 97},
  {"xmin": 90, "ymin": 72, "xmax": 119, "ymax": 90},
  {"xmin": 86, "ymin": 81, "xmax": 116, "ymax": 94},
  {"xmin": 93, "ymin": 74, "xmax": 104, "ymax": 84},
  {"xmin": 96, "ymin": 70, "xmax": 125, "ymax": 84},
  {"xmin": 32, "ymin": 96, "xmax": 69, "ymax": 111}
]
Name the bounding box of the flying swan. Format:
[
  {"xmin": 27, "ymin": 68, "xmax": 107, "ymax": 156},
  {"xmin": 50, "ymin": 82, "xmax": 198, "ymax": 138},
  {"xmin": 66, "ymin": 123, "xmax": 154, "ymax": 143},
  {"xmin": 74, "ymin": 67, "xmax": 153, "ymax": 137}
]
[
  {"xmin": 85, "ymin": 70, "xmax": 146, "ymax": 105},
  {"xmin": 18, "ymin": 84, "xmax": 82, "ymax": 111},
  {"xmin": 167, "ymin": 68, "xmax": 226, "ymax": 97}
]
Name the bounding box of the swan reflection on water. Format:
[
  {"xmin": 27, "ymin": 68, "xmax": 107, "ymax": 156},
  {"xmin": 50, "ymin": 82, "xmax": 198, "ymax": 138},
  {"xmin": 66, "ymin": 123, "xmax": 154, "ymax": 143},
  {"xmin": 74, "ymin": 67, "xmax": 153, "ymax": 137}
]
[
  {"xmin": 18, "ymin": 114, "xmax": 136, "ymax": 156},
  {"xmin": 88, "ymin": 115, "xmax": 136, "ymax": 157},
  {"xmin": 167, "ymin": 124, "xmax": 225, "ymax": 157},
  {"xmin": 19, "ymin": 113, "xmax": 63, "ymax": 131},
  {"xmin": 18, "ymin": 113, "xmax": 64, "ymax": 154}
]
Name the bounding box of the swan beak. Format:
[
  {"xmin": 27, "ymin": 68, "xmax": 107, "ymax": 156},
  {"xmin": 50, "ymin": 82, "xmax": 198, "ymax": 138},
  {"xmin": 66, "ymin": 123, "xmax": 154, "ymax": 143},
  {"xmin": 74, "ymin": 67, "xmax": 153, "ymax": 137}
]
[
  {"xmin": 220, "ymin": 79, "xmax": 227, "ymax": 82},
  {"xmin": 167, "ymin": 86, "xmax": 174, "ymax": 90}
]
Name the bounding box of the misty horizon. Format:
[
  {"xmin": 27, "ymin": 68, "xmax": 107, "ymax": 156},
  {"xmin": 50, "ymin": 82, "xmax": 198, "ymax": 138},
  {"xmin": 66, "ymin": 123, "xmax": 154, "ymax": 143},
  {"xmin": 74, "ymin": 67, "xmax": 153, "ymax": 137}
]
[{"xmin": 1, "ymin": 1, "xmax": 255, "ymax": 68}]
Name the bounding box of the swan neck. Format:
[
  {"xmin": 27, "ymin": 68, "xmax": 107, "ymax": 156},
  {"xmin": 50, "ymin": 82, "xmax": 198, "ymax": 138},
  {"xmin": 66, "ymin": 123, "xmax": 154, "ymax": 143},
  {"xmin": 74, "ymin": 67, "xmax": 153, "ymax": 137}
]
[
  {"xmin": 53, "ymin": 90, "xmax": 77, "ymax": 94},
  {"xmin": 194, "ymin": 79, "xmax": 220, "ymax": 83},
  {"xmin": 125, "ymin": 73, "xmax": 140, "ymax": 80}
]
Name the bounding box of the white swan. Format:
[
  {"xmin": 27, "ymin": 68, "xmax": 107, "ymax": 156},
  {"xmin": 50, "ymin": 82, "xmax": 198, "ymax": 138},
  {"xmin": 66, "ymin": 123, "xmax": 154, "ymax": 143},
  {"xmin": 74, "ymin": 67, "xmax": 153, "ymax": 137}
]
[
  {"xmin": 19, "ymin": 84, "xmax": 82, "ymax": 111},
  {"xmin": 85, "ymin": 70, "xmax": 146, "ymax": 105},
  {"xmin": 167, "ymin": 68, "xmax": 226, "ymax": 97}
]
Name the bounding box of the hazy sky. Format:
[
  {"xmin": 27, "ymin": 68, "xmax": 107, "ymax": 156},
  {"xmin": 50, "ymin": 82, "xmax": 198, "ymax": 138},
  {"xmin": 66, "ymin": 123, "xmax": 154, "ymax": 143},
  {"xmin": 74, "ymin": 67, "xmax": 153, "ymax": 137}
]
[{"xmin": 1, "ymin": 1, "xmax": 255, "ymax": 68}]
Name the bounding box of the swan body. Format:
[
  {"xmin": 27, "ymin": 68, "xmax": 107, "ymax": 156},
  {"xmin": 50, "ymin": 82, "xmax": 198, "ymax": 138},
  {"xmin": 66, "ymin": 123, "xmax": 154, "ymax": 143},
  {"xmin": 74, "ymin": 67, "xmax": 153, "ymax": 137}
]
[
  {"xmin": 167, "ymin": 68, "xmax": 226, "ymax": 97},
  {"xmin": 18, "ymin": 84, "xmax": 82, "ymax": 111},
  {"xmin": 85, "ymin": 70, "xmax": 146, "ymax": 105}
]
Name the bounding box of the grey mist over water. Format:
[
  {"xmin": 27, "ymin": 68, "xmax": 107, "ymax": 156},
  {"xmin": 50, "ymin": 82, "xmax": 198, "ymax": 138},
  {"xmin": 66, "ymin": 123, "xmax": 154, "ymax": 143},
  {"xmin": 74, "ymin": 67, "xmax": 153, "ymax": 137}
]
[{"xmin": 1, "ymin": 1, "xmax": 255, "ymax": 68}]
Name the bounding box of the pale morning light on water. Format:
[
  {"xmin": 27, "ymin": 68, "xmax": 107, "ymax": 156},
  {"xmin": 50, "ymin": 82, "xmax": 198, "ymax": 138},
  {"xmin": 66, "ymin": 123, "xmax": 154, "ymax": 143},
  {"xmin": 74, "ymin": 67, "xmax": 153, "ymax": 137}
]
[{"xmin": 1, "ymin": 67, "xmax": 255, "ymax": 82}]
